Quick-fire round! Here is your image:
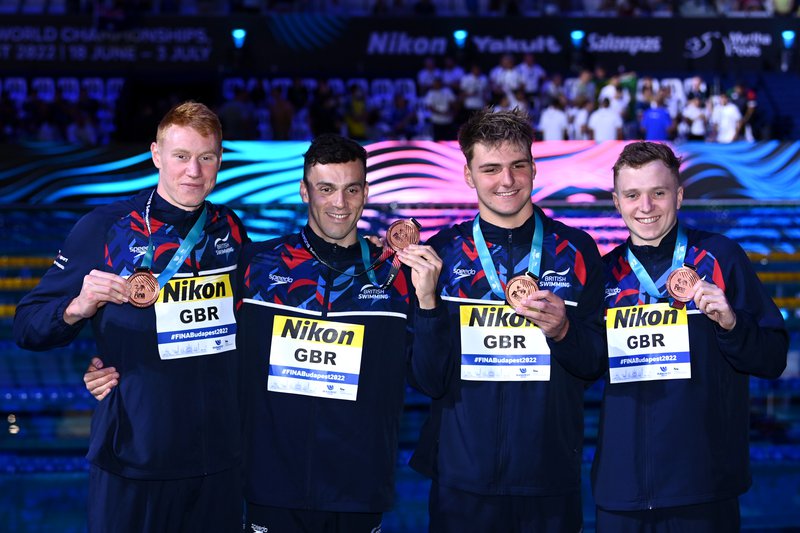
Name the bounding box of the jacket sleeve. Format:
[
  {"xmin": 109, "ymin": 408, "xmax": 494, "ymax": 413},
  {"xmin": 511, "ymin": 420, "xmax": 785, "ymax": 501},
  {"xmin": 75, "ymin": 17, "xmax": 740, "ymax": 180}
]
[
  {"xmin": 547, "ymin": 234, "xmax": 607, "ymax": 381},
  {"xmin": 714, "ymin": 240, "xmax": 788, "ymax": 379},
  {"xmin": 13, "ymin": 211, "xmax": 108, "ymax": 351},
  {"xmin": 407, "ymin": 301, "xmax": 452, "ymax": 399},
  {"xmin": 405, "ymin": 236, "xmax": 456, "ymax": 399}
]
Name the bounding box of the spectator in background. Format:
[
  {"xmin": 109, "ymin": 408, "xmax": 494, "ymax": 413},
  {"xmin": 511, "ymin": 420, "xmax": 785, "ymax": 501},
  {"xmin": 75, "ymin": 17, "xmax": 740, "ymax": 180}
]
[
  {"xmin": 269, "ymin": 86, "xmax": 295, "ymax": 140},
  {"xmin": 710, "ymin": 92, "xmax": 742, "ymax": 143},
  {"xmin": 510, "ymin": 87, "xmax": 531, "ymax": 117},
  {"xmin": 66, "ymin": 110, "xmax": 99, "ymax": 145},
  {"xmin": 729, "ymin": 81, "xmax": 759, "ymax": 141},
  {"xmin": 588, "ymin": 98, "xmax": 623, "ymax": 141},
  {"xmin": 570, "ymin": 69, "xmax": 596, "ymax": 104},
  {"xmin": 538, "ymin": 96, "xmax": 569, "ymax": 141},
  {"xmin": 386, "ymin": 93, "xmax": 419, "ymax": 140},
  {"xmin": 417, "ymin": 57, "xmax": 441, "ymax": 96},
  {"xmin": 568, "ymin": 96, "xmax": 594, "ymax": 141},
  {"xmin": 424, "ymin": 77, "xmax": 457, "ymax": 141},
  {"xmin": 516, "ymin": 52, "xmax": 547, "ymax": 107},
  {"xmin": 459, "ymin": 64, "xmax": 490, "ymax": 122},
  {"xmin": 33, "ymin": 111, "xmax": 63, "ymax": 142},
  {"xmin": 660, "ymin": 83, "xmax": 685, "ymax": 125},
  {"xmin": 218, "ymin": 86, "xmax": 258, "ymax": 140},
  {"xmin": 286, "ymin": 77, "xmax": 310, "ymax": 112},
  {"xmin": 685, "ymin": 76, "xmax": 708, "ymax": 102},
  {"xmin": 441, "ymin": 56, "xmax": 466, "ymax": 93},
  {"xmin": 639, "ymin": 94, "xmax": 674, "ymax": 140},
  {"xmin": 681, "ymin": 95, "xmax": 709, "ymax": 141},
  {"xmin": 489, "ymin": 54, "xmax": 522, "ymax": 106},
  {"xmin": 593, "ymin": 64, "xmax": 610, "ymax": 100},
  {"xmin": 493, "ymin": 92, "xmax": 515, "ymax": 112},
  {"xmin": 309, "ymin": 79, "xmax": 342, "ymax": 137},
  {"xmin": 636, "ymin": 85, "xmax": 655, "ymax": 124},
  {"xmin": 636, "ymin": 77, "xmax": 660, "ymax": 106},
  {"xmin": 599, "ymin": 76, "xmax": 631, "ymax": 120},
  {"xmin": 343, "ymin": 82, "xmax": 370, "ymax": 140},
  {"xmin": 541, "ymin": 72, "xmax": 566, "ymax": 106}
]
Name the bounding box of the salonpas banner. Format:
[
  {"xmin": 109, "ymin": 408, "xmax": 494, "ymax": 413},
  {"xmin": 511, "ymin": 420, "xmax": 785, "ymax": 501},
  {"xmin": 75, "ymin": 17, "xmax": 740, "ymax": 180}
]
[{"xmin": 0, "ymin": 15, "xmax": 793, "ymax": 75}]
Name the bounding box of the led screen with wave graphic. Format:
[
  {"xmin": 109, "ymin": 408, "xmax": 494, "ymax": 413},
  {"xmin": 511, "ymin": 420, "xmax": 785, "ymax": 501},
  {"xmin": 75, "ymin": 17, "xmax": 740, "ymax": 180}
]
[
  {"xmin": 3, "ymin": 140, "xmax": 800, "ymax": 206},
  {"xmin": 2, "ymin": 140, "xmax": 799, "ymax": 255}
]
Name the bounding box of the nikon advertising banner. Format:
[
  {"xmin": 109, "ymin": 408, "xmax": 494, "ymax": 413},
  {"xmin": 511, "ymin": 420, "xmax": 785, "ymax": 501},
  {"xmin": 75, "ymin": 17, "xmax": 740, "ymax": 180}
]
[{"xmin": 0, "ymin": 16, "xmax": 794, "ymax": 75}]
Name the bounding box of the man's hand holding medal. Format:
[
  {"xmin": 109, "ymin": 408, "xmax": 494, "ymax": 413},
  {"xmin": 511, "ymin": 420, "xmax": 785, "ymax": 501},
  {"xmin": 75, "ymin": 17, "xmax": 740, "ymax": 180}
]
[
  {"xmin": 386, "ymin": 218, "xmax": 442, "ymax": 311},
  {"xmin": 63, "ymin": 269, "xmax": 130, "ymax": 325},
  {"xmin": 508, "ymin": 278, "xmax": 570, "ymax": 342}
]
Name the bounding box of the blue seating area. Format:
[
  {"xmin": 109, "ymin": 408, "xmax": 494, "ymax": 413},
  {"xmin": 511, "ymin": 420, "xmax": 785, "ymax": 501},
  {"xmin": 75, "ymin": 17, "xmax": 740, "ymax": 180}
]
[{"xmin": 0, "ymin": 76, "xmax": 124, "ymax": 145}]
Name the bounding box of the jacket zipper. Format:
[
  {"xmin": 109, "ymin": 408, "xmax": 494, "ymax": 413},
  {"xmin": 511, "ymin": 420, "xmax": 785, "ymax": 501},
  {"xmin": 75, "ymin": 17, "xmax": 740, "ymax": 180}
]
[
  {"xmin": 495, "ymin": 229, "xmax": 514, "ymax": 487},
  {"xmin": 305, "ymin": 243, "xmax": 334, "ymax": 507},
  {"xmin": 643, "ymin": 357, "xmax": 652, "ymax": 509},
  {"xmin": 191, "ymin": 246, "xmax": 210, "ymax": 474}
]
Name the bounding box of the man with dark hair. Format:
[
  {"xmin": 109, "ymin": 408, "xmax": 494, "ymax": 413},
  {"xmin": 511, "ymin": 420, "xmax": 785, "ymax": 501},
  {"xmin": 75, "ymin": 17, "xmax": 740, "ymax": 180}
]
[
  {"xmin": 238, "ymin": 133, "xmax": 448, "ymax": 532},
  {"xmin": 410, "ymin": 108, "xmax": 606, "ymax": 532},
  {"xmin": 594, "ymin": 141, "xmax": 787, "ymax": 531},
  {"xmin": 15, "ymin": 102, "xmax": 248, "ymax": 532}
]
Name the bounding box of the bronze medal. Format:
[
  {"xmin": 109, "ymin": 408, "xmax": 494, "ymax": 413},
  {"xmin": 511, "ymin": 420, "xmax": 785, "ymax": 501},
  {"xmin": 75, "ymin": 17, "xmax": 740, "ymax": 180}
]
[
  {"xmin": 128, "ymin": 270, "xmax": 160, "ymax": 308},
  {"xmin": 386, "ymin": 218, "xmax": 421, "ymax": 252},
  {"xmin": 505, "ymin": 274, "xmax": 539, "ymax": 308},
  {"xmin": 666, "ymin": 266, "xmax": 700, "ymax": 303}
]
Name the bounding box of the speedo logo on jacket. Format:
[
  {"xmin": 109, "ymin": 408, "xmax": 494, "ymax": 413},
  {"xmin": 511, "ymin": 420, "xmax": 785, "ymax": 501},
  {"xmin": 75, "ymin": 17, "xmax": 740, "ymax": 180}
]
[
  {"xmin": 452, "ymin": 267, "xmax": 477, "ymax": 280},
  {"xmin": 269, "ymin": 273, "xmax": 294, "ymax": 286}
]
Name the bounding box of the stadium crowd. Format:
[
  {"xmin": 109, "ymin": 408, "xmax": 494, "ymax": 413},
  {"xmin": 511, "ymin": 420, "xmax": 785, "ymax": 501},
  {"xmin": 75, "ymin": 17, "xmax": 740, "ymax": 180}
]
[{"xmin": 0, "ymin": 55, "xmax": 766, "ymax": 145}]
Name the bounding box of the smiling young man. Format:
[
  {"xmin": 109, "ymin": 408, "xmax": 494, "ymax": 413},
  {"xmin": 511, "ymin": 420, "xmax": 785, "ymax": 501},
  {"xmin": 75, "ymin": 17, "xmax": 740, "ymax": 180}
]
[
  {"xmin": 409, "ymin": 108, "xmax": 606, "ymax": 532},
  {"xmin": 14, "ymin": 102, "xmax": 248, "ymax": 532},
  {"xmin": 236, "ymin": 133, "xmax": 447, "ymax": 532},
  {"xmin": 593, "ymin": 141, "xmax": 788, "ymax": 532}
]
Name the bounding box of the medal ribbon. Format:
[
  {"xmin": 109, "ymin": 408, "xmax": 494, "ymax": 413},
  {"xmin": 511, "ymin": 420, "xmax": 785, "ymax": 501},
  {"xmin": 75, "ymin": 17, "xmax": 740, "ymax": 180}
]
[
  {"xmin": 300, "ymin": 229, "xmax": 396, "ymax": 289},
  {"xmin": 626, "ymin": 224, "xmax": 688, "ymax": 299},
  {"xmin": 359, "ymin": 238, "xmax": 401, "ymax": 289},
  {"xmin": 141, "ymin": 190, "xmax": 208, "ymax": 287},
  {"xmin": 472, "ymin": 210, "xmax": 544, "ymax": 300}
]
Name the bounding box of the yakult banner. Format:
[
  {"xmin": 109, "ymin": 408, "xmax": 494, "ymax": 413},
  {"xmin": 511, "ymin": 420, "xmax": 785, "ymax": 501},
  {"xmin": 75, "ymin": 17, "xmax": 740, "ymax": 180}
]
[{"xmin": 0, "ymin": 16, "xmax": 794, "ymax": 75}]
